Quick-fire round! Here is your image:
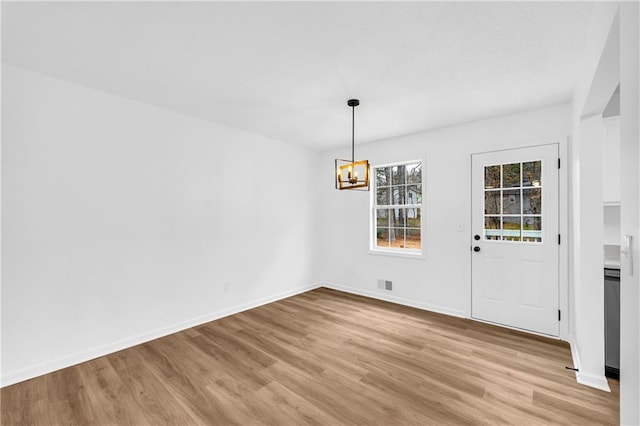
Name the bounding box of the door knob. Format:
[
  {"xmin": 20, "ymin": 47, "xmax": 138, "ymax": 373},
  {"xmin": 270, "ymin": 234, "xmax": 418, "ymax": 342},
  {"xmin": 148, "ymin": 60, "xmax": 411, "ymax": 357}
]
[
  {"xmin": 474, "ymin": 235, "xmax": 481, "ymax": 241},
  {"xmin": 473, "ymin": 246, "xmax": 481, "ymax": 252}
]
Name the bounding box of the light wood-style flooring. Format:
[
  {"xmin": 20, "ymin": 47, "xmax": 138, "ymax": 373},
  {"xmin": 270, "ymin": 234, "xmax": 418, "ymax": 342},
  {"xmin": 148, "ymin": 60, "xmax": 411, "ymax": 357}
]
[{"xmin": 1, "ymin": 287, "xmax": 618, "ymax": 425}]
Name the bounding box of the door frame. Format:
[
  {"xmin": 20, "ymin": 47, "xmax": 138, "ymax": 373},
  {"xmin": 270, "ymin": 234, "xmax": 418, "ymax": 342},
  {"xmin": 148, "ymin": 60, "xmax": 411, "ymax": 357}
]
[{"xmin": 469, "ymin": 138, "xmax": 569, "ymax": 341}]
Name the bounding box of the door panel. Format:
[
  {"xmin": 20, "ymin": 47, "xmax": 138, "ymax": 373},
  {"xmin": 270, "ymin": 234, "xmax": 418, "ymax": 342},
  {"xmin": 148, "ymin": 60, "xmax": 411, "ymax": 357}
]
[
  {"xmin": 480, "ymin": 257, "xmax": 505, "ymax": 302},
  {"xmin": 519, "ymin": 260, "xmax": 543, "ymax": 308},
  {"xmin": 472, "ymin": 144, "xmax": 559, "ymax": 336}
]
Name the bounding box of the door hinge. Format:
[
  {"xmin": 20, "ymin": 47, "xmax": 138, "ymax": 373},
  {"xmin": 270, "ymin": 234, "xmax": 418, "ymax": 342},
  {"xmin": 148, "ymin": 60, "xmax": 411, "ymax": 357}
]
[
  {"xmin": 558, "ymin": 234, "xmax": 561, "ymax": 245},
  {"xmin": 558, "ymin": 158, "xmax": 561, "ymax": 169},
  {"xmin": 558, "ymin": 310, "xmax": 561, "ymax": 321}
]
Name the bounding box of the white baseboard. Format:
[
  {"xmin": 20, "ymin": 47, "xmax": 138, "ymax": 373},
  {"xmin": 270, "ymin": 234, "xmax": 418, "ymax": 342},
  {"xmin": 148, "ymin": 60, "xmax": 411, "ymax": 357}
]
[
  {"xmin": 321, "ymin": 281, "xmax": 466, "ymax": 319},
  {"xmin": 568, "ymin": 336, "xmax": 611, "ymax": 392},
  {"xmin": 576, "ymin": 371, "xmax": 611, "ymax": 392},
  {"xmin": 1, "ymin": 283, "xmax": 321, "ymax": 388}
]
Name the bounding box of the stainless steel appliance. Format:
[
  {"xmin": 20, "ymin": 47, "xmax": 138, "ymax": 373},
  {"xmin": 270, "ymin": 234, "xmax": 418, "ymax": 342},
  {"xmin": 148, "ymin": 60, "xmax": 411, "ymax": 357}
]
[{"xmin": 604, "ymin": 267, "xmax": 620, "ymax": 379}]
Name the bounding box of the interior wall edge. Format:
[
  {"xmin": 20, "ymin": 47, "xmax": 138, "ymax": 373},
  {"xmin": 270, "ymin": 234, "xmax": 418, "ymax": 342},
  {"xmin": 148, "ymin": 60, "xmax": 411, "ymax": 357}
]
[
  {"xmin": 576, "ymin": 371, "xmax": 612, "ymax": 393},
  {"xmin": 568, "ymin": 334, "xmax": 611, "ymax": 392}
]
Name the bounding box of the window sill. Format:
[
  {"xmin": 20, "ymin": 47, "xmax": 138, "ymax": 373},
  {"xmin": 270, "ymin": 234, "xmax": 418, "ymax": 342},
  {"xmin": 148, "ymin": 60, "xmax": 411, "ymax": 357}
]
[{"xmin": 368, "ymin": 249, "xmax": 425, "ymax": 260}]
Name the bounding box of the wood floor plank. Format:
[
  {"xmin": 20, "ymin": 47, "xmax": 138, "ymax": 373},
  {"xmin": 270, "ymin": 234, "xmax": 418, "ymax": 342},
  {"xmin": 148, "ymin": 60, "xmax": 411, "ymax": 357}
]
[{"xmin": 1, "ymin": 287, "xmax": 619, "ymax": 425}]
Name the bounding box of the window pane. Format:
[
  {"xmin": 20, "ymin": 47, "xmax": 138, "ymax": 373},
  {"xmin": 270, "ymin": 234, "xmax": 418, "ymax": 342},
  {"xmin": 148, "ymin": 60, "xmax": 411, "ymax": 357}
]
[
  {"xmin": 376, "ymin": 228, "xmax": 390, "ymax": 247},
  {"xmin": 376, "ymin": 187, "xmax": 390, "ymax": 205},
  {"xmin": 389, "ymin": 228, "xmax": 405, "ymax": 248},
  {"xmin": 406, "ymin": 208, "xmax": 421, "ymax": 228},
  {"xmin": 502, "ymin": 217, "xmax": 521, "ymax": 241},
  {"xmin": 484, "ymin": 191, "xmax": 500, "ymax": 214},
  {"xmin": 376, "ymin": 167, "xmax": 391, "ymax": 187},
  {"xmin": 406, "ymin": 229, "xmax": 421, "ymax": 249},
  {"xmin": 376, "ymin": 209, "xmax": 390, "ymax": 227},
  {"xmin": 392, "ymin": 165, "xmax": 406, "ymax": 185},
  {"xmin": 484, "ymin": 216, "xmax": 501, "ymax": 240},
  {"xmin": 502, "ymin": 189, "xmax": 521, "ymax": 214},
  {"xmin": 406, "ymin": 185, "xmax": 422, "ymax": 204},
  {"xmin": 523, "ymin": 161, "xmax": 542, "ymax": 187},
  {"xmin": 523, "ymin": 216, "xmax": 542, "ymax": 242},
  {"xmin": 407, "ymin": 163, "xmax": 422, "ymax": 184},
  {"xmin": 391, "ymin": 186, "xmax": 406, "ymax": 204},
  {"xmin": 523, "ymin": 188, "xmax": 541, "ymax": 214},
  {"xmin": 503, "ymin": 163, "xmax": 521, "ymax": 188},
  {"xmin": 485, "ymin": 165, "xmax": 501, "ymax": 189},
  {"xmin": 392, "ymin": 208, "xmax": 405, "ymax": 227}
]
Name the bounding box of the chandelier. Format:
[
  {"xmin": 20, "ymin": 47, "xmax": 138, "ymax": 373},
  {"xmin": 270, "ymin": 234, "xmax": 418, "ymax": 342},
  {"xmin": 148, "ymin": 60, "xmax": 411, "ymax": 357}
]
[{"xmin": 335, "ymin": 99, "xmax": 370, "ymax": 190}]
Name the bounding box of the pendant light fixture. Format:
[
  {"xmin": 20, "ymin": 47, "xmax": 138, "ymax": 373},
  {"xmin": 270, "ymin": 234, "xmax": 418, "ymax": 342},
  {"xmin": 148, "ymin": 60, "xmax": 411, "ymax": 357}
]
[{"xmin": 335, "ymin": 99, "xmax": 370, "ymax": 190}]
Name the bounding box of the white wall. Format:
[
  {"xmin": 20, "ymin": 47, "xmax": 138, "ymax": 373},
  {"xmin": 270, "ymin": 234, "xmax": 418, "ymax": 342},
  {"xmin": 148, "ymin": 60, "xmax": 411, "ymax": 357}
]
[
  {"xmin": 318, "ymin": 104, "xmax": 571, "ymax": 327},
  {"xmin": 1, "ymin": 65, "xmax": 320, "ymax": 386}
]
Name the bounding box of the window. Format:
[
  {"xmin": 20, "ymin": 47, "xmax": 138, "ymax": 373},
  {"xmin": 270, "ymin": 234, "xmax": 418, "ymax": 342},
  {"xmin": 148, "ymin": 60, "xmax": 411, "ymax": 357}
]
[
  {"xmin": 484, "ymin": 160, "xmax": 542, "ymax": 242},
  {"xmin": 372, "ymin": 161, "xmax": 423, "ymax": 254}
]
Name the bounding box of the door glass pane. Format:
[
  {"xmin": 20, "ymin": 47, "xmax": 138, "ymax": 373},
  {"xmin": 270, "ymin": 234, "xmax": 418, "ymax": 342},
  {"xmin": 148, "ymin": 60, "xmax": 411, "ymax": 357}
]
[
  {"xmin": 503, "ymin": 163, "xmax": 521, "ymax": 188},
  {"xmin": 481, "ymin": 160, "xmax": 543, "ymax": 244},
  {"xmin": 485, "ymin": 165, "xmax": 500, "ymax": 189},
  {"xmin": 376, "ymin": 188, "xmax": 389, "ymax": 205},
  {"xmin": 523, "ymin": 216, "xmax": 542, "ymax": 242},
  {"xmin": 376, "ymin": 228, "xmax": 390, "ymax": 247},
  {"xmin": 523, "ymin": 188, "xmax": 541, "ymax": 214},
  {"xmin": 522, "ymin": 161, "xmax": 542, "ymax": 187},
  {"xmin": 502, "ymin": 217, "xmax": 521, "ymax": 241},
  {"xmin": 376, "ymin": 209, "xmax": 389, "ymax": 226},
  {"xmin": 406, "ymin": 208, "xmax": 420, "ymax": 228},
  {"xmin": 484, "ymin": 216, "xmax": 501, "ymax": 240},
  {"xmin": 484, "ymin": 191, "xmax": 500, "ymax": 214},
  {"xmin": 502, "ymin": 189, "xmax": 521, "ymax": 214}
]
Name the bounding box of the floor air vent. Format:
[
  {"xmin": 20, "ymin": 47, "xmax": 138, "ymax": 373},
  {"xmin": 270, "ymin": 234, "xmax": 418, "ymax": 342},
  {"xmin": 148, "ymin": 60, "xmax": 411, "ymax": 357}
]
[{"xmin": 378, "ymin": 280, "xmax": 393, "ymax": 291}]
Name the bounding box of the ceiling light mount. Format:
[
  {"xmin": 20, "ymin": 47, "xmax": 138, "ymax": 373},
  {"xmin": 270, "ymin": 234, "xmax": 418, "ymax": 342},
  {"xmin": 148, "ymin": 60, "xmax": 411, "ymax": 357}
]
[{"xmin": 335, "ymin": 99, "xmax": 370, "ymax": 191}]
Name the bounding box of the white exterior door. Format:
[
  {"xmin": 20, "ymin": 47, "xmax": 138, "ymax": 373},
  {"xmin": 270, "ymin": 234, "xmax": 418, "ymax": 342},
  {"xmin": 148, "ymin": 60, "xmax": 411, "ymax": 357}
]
[{"xmin": 471, "ymin": 144, "xmax": 559, "ymax": 336}]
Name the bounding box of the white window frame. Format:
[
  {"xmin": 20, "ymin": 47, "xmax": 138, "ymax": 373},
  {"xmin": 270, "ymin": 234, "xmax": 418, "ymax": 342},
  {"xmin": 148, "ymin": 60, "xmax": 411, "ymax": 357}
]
[{"xmin": 369, "ymin": 159, "xmax": 424, "ymax": 259}]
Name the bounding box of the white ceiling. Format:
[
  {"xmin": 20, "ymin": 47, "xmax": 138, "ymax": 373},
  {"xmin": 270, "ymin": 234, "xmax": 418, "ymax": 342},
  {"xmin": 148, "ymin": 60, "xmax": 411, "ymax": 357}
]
[{"xmin": 2, "ymin": 2, "xmax": 592, "ymax": 152}]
